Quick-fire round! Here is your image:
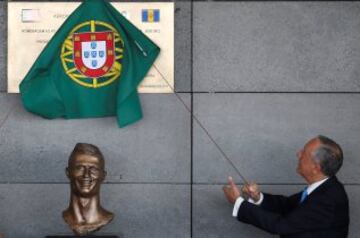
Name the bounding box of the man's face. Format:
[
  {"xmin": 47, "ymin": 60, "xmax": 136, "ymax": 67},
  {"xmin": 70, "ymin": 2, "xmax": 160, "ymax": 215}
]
[
  {"xmin": 67, "ymin": 154, "xmax": 105, "ymax": 198},
  {"xmin": 296, "ymin": 138, "xmax": 321, "ymax": 181}
]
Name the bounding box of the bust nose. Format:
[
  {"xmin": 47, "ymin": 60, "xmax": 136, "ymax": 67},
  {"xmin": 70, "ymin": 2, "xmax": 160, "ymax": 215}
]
[{"xmin": 82, "ymin": 166, "xmax": 91, "ymax": 178}]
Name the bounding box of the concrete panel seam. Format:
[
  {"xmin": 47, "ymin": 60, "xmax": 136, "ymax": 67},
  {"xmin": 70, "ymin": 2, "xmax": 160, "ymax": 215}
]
[{"xmin": 0, "ymin": 104, "xmax": 15, "ymax": 130}]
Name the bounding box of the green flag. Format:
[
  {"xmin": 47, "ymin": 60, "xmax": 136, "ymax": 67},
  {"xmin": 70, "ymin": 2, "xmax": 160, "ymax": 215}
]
[{"xmin": 20, "ymin": 0, "xmax": 160, "ymax": 127}]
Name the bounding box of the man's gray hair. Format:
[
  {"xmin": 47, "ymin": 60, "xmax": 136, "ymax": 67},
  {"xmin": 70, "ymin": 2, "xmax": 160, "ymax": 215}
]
[{"xmin": 312, "ymin": 135, "xmax": 343, "ymax": 177}]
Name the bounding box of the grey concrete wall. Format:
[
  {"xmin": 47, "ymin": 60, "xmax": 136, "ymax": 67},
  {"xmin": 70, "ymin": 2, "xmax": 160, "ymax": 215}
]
[
  {"xmin": 0, "ymin": 184, "xmax": 190, "ymax": 238},
  {"xmin": 1, "ymin": 1, "xmax": 360, "ymax": 238},
  {"xmin": 193, "ymin": 2, "xmax": 360, "ymax": 92}
]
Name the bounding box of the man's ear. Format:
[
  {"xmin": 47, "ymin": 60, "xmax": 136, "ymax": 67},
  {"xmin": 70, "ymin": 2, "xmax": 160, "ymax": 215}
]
[{"xmin": 314, "ymin": 163, "xmax": 323, "ymax": 175}]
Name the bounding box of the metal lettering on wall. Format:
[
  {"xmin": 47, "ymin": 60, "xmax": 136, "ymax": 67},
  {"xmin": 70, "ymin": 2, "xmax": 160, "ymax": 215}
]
[{"xmin": 7, "ymin": 2, "xmax": 174, "ymax": 93}]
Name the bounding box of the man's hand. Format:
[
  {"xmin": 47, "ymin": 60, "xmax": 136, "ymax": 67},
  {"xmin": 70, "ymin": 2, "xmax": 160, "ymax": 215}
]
[
  {"xmin": 242, "ymin": 182, "xmax": 261, "ymax": 202},
  {"xmin": 223, "ymin": 176, "xmax": 241, "ymax": 204}
]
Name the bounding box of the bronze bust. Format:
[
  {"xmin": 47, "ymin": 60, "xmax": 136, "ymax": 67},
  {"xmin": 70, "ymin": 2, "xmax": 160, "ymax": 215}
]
[{"xmin": 63, "ymin": 143, "xmax": 114, "ymax": 235}]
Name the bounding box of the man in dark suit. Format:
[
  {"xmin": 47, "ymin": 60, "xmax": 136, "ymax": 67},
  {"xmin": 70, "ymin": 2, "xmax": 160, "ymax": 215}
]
[{"xmin": 223, "ymin": 135, "xmax": 349, "ymax": 238}]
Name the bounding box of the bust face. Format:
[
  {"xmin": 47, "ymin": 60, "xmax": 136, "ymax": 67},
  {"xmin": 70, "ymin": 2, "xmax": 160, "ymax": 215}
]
[{"xmin": 67, "ymin": 154, "xmax": 105, "ymax": 198}]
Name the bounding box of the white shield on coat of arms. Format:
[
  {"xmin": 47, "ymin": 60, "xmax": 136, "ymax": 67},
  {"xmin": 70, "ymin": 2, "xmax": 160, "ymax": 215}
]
[{"xmin": 81, "ymin": 41, "xmax": 107, "ymax": 69}]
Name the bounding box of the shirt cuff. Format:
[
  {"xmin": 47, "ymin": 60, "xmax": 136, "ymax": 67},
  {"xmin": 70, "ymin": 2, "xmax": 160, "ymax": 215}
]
[
  {"xmin": 248, "ymin": 193, "xmax": 264, "ymax": 205},
  {"xmin": 232, "ymin": 196, "xmax": 244, "ymax": 217}
]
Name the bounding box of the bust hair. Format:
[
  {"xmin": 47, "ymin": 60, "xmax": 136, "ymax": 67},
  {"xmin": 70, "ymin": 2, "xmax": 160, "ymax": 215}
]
[
  {"xmin": 312, "ymin": 135, "xmax": 343, "ymax": 177},
  {"xmin": 69, "ymin": 143, "xmax": 105, "ymax": 168}
]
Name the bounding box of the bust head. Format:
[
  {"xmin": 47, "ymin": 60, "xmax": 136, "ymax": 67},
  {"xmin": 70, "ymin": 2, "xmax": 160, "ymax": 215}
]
[{"xmin": 66, "ymin": 143, "xmax": 106, "ymax": 198}]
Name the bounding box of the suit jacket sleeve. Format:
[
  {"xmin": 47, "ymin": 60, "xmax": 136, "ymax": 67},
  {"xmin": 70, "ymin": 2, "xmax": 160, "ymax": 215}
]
[
  {"xmin": 260, "ymin": 193, "xmax": 301, "ymax": 215},
  {"xmin": 237, "ymin": 197, "xmax": 334, "ymax": 235}
]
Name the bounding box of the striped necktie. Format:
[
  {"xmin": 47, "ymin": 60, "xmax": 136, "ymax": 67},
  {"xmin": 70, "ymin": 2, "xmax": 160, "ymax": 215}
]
[{"xmin": 300, "ymin": 188, "xmax": 308, "ymax": 203}]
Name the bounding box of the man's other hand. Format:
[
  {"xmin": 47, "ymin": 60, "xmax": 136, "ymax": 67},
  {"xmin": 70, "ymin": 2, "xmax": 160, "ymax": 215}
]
[
  {"xmin": 242, "ymin": 182, "xmax": 261, "ymax": 202},
  {"xmin": 223, "ymin": 176, "xmax": 241, "ymax": 204}
]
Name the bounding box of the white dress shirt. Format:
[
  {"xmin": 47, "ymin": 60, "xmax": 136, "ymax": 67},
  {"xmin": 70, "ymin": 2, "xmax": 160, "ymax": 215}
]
[{"xmin": 232, "ymin": 177, "xmax": 329, "ymax": 217}]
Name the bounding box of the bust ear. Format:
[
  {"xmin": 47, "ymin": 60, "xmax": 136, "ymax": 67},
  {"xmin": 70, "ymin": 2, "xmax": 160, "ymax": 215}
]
[
  {"xmin": 102, "ymin": 170, "xmax": 107, "ymax": 180},
  {"xmin": 65, "ymin": 167, "xmax": 70, "ymax": 178}
]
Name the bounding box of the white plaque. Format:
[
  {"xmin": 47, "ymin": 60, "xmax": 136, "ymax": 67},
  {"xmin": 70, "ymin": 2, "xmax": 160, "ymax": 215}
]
[{"xmin": 7, "ymin": 2, "xmax": 174, "ymax": 93}]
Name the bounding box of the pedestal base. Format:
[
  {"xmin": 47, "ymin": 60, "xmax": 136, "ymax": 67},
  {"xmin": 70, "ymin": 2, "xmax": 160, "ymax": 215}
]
[{"xmin": 46, "ymin": 236, "xmax": 118, "ymax": 238}]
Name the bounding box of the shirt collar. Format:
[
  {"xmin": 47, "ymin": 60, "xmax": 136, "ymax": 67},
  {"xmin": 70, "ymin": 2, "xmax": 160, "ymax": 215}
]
[{"xmin": 306, "ymin": 177, "xmax": 329, "ymax": 195}]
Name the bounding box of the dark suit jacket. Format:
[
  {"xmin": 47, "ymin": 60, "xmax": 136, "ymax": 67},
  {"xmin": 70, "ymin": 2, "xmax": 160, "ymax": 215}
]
[{"xmin": 237, "ymin": 176, "xmax": 349, "ymax": 238}]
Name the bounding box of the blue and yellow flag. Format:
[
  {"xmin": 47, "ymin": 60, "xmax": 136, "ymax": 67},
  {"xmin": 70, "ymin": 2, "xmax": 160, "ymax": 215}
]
[{"xmin": 142, "ymin": 9, "xmax": 160, "ymax": 23}]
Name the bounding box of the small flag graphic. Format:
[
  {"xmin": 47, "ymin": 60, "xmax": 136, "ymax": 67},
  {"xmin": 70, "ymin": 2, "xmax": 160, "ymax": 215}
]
[
  {"xmin": 142, "ymin": 9, "xmax": 160, "ymax": 22},
  {"xmin": 21, "ymin": 9, "xmax": 41, "ymax": 22}
]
